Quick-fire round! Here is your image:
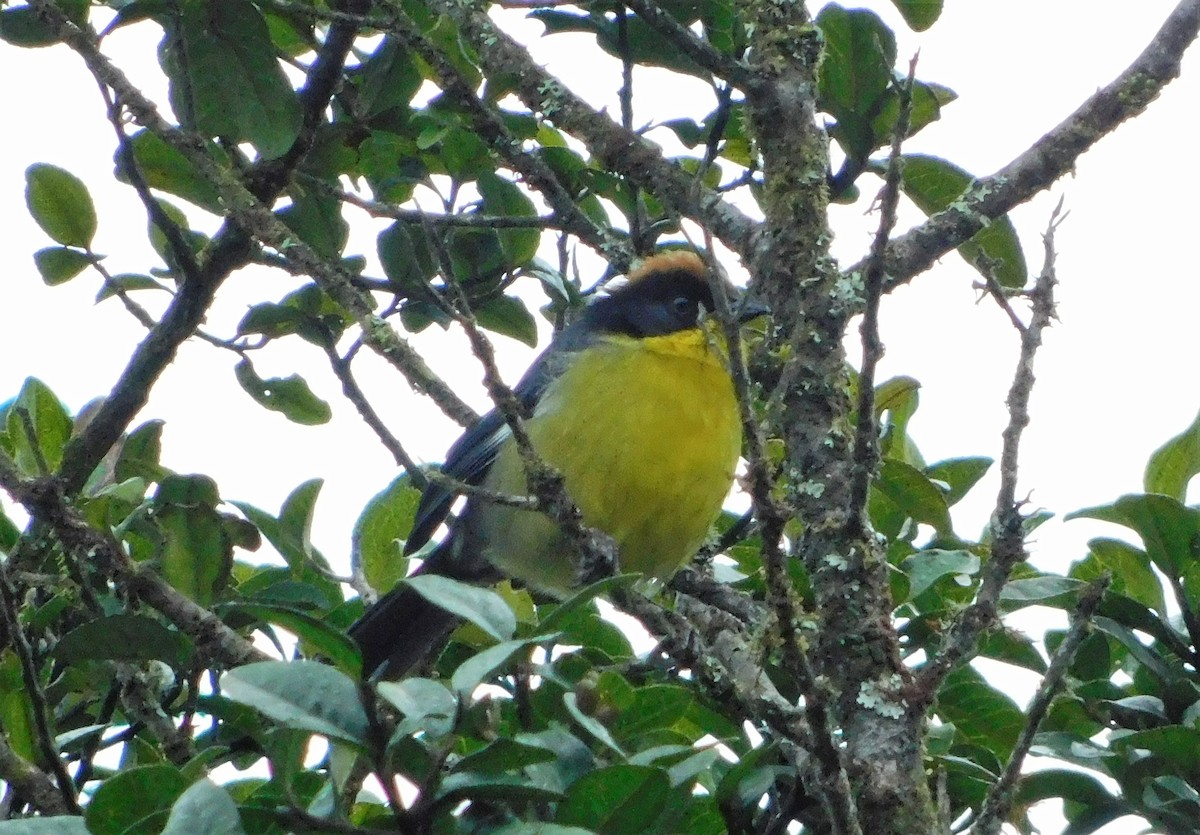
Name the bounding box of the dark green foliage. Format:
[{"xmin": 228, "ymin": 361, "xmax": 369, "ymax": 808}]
[{"xmin": 0, "ymin": 0, "xmax": 1192, "ymax": 833}]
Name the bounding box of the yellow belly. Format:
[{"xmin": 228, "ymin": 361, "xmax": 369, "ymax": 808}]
[{"xmin": 468, "ymin": 329, "xmax": 741, "ymax": 595}]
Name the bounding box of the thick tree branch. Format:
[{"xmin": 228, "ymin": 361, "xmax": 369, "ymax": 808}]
[
  {"xmin": 34, "ymin": 0, "xmax": 365, "ymax": 492},
  {"xmin": 849, "ymin": 0, "xmax": 1200, "ymax": 290}
]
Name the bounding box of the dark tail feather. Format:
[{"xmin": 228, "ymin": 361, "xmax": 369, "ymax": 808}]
[{"xmin": 349, "ymin": 580, "xmax": 460, "ymax": 680}]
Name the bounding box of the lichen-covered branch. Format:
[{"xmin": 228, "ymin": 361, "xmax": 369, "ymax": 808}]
[
  {"xmin": 422, "ymin": 0, "xmax": 760, "ymax": 260},
  {"xmin": 848, "ymin": 0, "xmax": 1200, "ymax": 291}
]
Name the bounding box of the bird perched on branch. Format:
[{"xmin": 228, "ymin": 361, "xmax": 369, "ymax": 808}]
[{"xmin": 350, "ymin": 250, "xmax": 766, "ymax": 680}]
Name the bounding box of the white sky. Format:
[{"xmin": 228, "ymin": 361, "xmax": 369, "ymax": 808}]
[{"xmin": 1, "ymin": 2, "xmax": 1197, "ymax": 832}]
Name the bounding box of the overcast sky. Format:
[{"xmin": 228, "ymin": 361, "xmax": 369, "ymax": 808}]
[{"xmin": 1, "ymin": 3, "xmax": 1196, "ymax": 831}]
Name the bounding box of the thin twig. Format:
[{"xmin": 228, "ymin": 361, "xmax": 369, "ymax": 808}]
[
  {"xmin": 971, "ymin": 576, "xmax": 1110, "ymax": 835},
  {"xmin": 422, "ymin": 0, "xmax": 760, "ymax": 260},
  {"xmin": 848, "ymin": 57, "xmax": 917, "ymax": 529},
  {"xmin": 915, "ymin": 203, "xmax": 1065, "ymax": 703},
  {"xmin": 623, "ymin": 0, "xmax": 759, "ymax": 91},
  {"xmin": 0, "ymin": 551, "xmax": 82, "ymax": 814}
]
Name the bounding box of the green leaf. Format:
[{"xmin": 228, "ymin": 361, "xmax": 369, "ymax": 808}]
[
  {"xmin": 220, "ymin": 602, "xmax": 361, "ymax": 677},
  {"xmin": 563, "ymin": 691, "xmax": 626, "ymax": 756},
  {"xmin": 161, "ymin": 779, "xmax": 246, "ymax": 835},
  {"xmin": 33, "ymin": 246, "xmax": 91, "ymax": 285},
  {"xmin": 153, "ymin": 475, "xmax": 232, "ymax": 605},
  {"xmin": 24, "ymin": 163, "xmax": 97, "ymax": 249},
  {"xmin": 277, "ymin": 193, "xmax": 349, "ymax": 258},
  {"xmin": 1086, "ymin": 537, "xmax": 1167, "ymax": 615},
  {"xmin": 85, "ymin": 764, "xmax": 188, "ymax": 835},
  {"xmin": 612, "ymin": 685, "xmax": 693, "ymax": 743},
  {"xmin": 1068, "ymin": 493, "xmax": 1200, "ymax": 576},
  {"xmin": 115, "ymin": 420, "xmax": 167, "ymax": 483},
  {"xmin": 147, "ymin": 199, "xmax": 209, "ymax": 272},
  {"xmin": 232, "ymin": 480, "xmax": 328, "ymax": 576},
  {"xmin": 998, "ymin": 576, "xmax": 1086, "ymax": 611},
  {"xmin": 976, "ymin": 628, "xmax": 1047, "ymax": 674},
  {"xmin": 816, "ymin": 5, "xmax": 896, "ymax": 159},
  {"xmin": 234, "ymin": 359, "xmax": 332, "ymax": 425},
  {"xmin": 452, "ymin": 738, "xmax": 559, "ymax": 775},
  {"xmin": 377, "ymin": 677, "xmax": 458, "ymax": 738},
  {"xmin": 450, "ymin": 636, "xmax": 546, "ymax": 696},
  {"xmin": 406, "ymin": 574, "xmax": 517, "ymax": 643},
  {"xmin": 925, "ymin": 457, "xmax": 992, "ymax": 506},
  {"xmin": 353, "ymin": 475, "xmax": 422, "ymax": 595},
  {"xmin": 117, "ymin": 130, "xmax": 224, "ymax": 213},
  {"xmin": 54, "ymin": 614, "xmax": 194, "ymax": 667},
  {"xmin": 161, "ymin": 0, "xmax": 302, "ymax": 159},
  {"xmin": 937, "ymin": 666, "xmax": 1023, "ymax": 758},
  {"xmin": 0, "ymin": 0, "xmax": 86, "ymax": 47},
  {"xmin": 475, "ymin": 294, "xmax": 539, "ymax": 347},
  {"xmin": 6, "ymin": 377, "xmax": 73, "ymax": 475},
  {"xmin": 901, "ymin": 549, "xmax": 980, "ymax": 601},
  {"xmin": 378, "ymin": 220, "xmax": 437, "ymax": 289},
  {"xmin": 357, "ymin": 38, "xmax": 423, "ymax": 116},
  {"xmin": 477, "ymin": 171, "xmax": 540, "ymax": 265},
  {"xmin": 1145, "ymin": 408, "xmax": 1200, "ymax": 500},
  {"xmin": 896, "ymin": 154, "xmax": 1027, "ymax": 288},
  {"xmin": 531, "ymin": 10, "xmax": 703, "ymax": 75},
  {"xmin": 96, "ymin": 273, "xmax": 168, "ymax": 303},
  {"xmin": 1112, "ymin": 726, "xmax": 1200, "ymax": 782},
  {"xmin": 1093, "ymin": 616, "xmax": 1179, "ymax": 685},
  {"xmin": 0, "ymin": 651, "xmax": 37, "ymax": 764},
  {"xmin": 556, "ymin": 765, "xmax": 671, "ymax": 834},
  {"xmin": 875, "ymin": 458, "xmax": 952, "ymax": 535},
  {"xmin": 890, "ymin": 0, "xmax": 942, "ymax": 31},
  {"xmin": 222, "ymin": 661, "xmax": 369, "ymax": 746},
  {"xmin": 0, "ymin": 819, "xmax": 90, "ymax": 834}
]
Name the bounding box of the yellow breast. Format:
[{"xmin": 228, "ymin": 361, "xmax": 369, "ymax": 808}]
[{"xmin": 472, "ymin": 328, "xmax": 742, "ymax": 595}]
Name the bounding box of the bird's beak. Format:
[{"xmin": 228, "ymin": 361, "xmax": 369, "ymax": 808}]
[{"xmin": 735, "ymin": 297, "xmax": 770, "ymax": 324}]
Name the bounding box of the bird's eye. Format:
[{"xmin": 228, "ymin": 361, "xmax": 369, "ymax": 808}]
[{"xmin": 671, "ymin": 295, "xmax": 694, "ymax": 317}]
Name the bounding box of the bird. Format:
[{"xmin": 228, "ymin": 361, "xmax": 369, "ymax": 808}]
[{"xmin": 349, "ymin": 250, "xmax": 766, "ymax": 680}]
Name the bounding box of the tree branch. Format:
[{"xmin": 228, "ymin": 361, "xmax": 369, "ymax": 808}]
[
  {"xmin": 971, "ymin": 576, "xmax": 1109, "ymax": 835},
  {"xmin": 623, "ymin": 0, "xmax": 759, "ymax": 91},
  {"xmin": 915, "ymin": 204, "xmax": 1064, "ymax": 702},
  {"xmin": 849, "ymin": 60, "xmax": 916, "ymax": 530},
  {"xmin": 32, "ymin": 0, "xmax": 365, "ymax": 492},
  {"xmin": 382, "ymin": 1, "xmax": 632, "ymax": 267},
  {"xmin": 0, "ymin": 735, "xmax": 74, "ymax": 818},
  {"xmin": 0, "ymin": 452, "xmax": 271, "ymax": 670},
  {"xmin": 421, "ymin": 0, "xmax": 760, "ymax": 260},
  {"xmin": 848, "ymin": 0, "xmax": 1200, "ymax": 291}
]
